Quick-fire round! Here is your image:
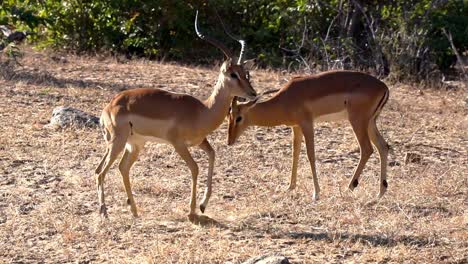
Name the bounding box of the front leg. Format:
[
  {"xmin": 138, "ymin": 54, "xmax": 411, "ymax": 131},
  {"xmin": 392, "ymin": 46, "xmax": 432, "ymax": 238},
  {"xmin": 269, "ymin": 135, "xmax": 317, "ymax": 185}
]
[
  {"xmin": 198, "ymin": 138, "xmax": 215, "ymax": 213},
  {"xmin": 173, "ymin": 142, "xmax": 199, "ymax": 220},
  {"xmin": 288, "ymin": 126, "xmax": 302, "ymax": 190},
  {"xmin": 300, "ymin": 121, "xmax": 320, "ymax": 201}
]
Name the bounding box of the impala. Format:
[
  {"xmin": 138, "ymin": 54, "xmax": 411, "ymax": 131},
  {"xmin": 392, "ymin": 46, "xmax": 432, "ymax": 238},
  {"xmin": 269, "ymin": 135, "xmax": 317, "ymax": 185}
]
[
  {"xmin": 228, "ymin": 71, "xmax": 390, "ymax": 200},
  {"xmin": 95, "ymin": 11, "xmax": 257, "ymax": 219}
]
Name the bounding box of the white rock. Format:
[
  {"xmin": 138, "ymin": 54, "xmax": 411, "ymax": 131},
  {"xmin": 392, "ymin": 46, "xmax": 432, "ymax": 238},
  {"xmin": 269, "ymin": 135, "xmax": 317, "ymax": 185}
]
[{"xmin": 46, "ymin": 106, "xmax": 99, "ymax": 129}]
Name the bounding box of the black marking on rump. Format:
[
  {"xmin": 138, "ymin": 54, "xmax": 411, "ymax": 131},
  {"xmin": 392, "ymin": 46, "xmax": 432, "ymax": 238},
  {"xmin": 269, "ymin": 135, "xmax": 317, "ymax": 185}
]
[
  {"xmin": 372, "ymin": 89, "xmax": 389, "ymax": 120},
  {"xmin": 382, "ymin": 180, "xmax": 388, "ymax": 188},
  {"xmin": 129, "ymin": 121, "xmax": 134, "ymax": 135}
]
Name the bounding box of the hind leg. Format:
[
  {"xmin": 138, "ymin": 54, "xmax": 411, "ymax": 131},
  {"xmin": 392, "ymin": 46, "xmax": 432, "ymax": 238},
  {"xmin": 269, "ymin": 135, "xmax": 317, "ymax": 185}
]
[
  {"xmin": 95, "ymin": 148, "xmax": 109, "ymax": 175},
  {"xmin": 368, "ymin": 119, "xmax": 389, "ymax": 198},
  {"xmin": 95, "ymin": 124, "xmax": 112, "ymax": 175},
  {"xmin": 95, "ymin": 134, "xmax": 127, "ymax": 218},
  {"xmin": 118, "ymin": 143, "xmax": 142, "ymax": 217},
  {"xmin": 348, "ymin": 118, "xmax": 373, "ymax": 192}
]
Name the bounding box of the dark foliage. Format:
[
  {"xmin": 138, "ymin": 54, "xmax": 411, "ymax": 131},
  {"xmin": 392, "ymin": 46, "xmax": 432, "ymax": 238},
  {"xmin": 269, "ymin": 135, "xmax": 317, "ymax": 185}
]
[{"xmin": 1, "ymin": 0, "xmax": 466, "ymax": 81}]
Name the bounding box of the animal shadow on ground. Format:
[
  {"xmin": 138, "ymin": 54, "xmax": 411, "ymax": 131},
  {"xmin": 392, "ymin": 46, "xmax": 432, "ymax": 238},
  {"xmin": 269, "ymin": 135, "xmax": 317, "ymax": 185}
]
[
  {"xmin": 287, "ymin": 231, "xmax": 439, "ymax": 248},
  {"xmin": 189, "ymin": 214, "xmax": 227, "ymax": 228}
]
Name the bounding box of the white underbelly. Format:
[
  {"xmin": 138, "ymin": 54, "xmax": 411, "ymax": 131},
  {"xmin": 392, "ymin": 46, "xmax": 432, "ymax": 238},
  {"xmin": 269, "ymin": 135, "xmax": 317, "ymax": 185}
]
[
  {"xmin": 125, "ymin": 115, "xmax": 203, "ymax": 148},
  {"xmin": 126, "ymin": 133, "xmax": 203, "ymax": 150},
  {"xmin": 126, "ymin": 133, "xmax": 171, "ymax": 150},
  {"xmin": 314, "ymin": 110, "xmax": 348, "ymax": 123}
]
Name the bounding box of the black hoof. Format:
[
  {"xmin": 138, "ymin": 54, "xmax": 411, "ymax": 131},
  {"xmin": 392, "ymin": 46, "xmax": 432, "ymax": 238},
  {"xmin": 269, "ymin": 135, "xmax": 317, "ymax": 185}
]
[
  {"xmin": 127, "ymin": 198, "xmax": 131, "ymax": 205},
  {"xmin": 352, "ymin": 179, "xmax": 359, "ymax": 188},
  {"xmin": 200, "ymin": 205, "xmax": 205, "ymax": 214},
  {"xmin": 99, "ymin": 205, "xmax": 108, "ymax": 218},
  {"xmin": 382, "ymin": 180, "xmax": 388, "ymax": 188}
]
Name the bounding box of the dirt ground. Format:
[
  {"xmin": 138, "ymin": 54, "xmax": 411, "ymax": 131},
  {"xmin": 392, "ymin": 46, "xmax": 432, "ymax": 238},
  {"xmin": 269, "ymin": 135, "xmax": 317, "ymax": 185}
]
[{"xmin": 0, "ymin": 50, "xmax": 467, "ymax": 263}]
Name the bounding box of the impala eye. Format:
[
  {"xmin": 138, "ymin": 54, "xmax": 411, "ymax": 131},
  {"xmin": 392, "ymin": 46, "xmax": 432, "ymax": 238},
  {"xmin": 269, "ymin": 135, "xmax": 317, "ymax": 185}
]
[
  {"xmin": 230, "ymin": 73, "xmax": 238, "ymax": 79},
  {"xmin": 236, "ymin": 116, "xmax": 242, "ymax": 123}
]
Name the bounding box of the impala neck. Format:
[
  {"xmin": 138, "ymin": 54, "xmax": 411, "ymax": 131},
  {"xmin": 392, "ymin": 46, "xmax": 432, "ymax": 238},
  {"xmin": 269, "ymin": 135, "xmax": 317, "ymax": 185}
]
[
  {"xmin": 201, "ymin": 75, "xmax": 232, "ymax": 132},
  {"xmin": 247, "ymin": 96, "xmax": 287, "ymax": 127}
]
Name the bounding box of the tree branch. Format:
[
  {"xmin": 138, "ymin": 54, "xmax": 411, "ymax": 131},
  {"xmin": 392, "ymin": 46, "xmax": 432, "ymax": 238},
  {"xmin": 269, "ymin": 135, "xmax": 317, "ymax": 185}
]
[{"xmin": 441, "ymin": 28, "xmax": 466, "ymax": 77}]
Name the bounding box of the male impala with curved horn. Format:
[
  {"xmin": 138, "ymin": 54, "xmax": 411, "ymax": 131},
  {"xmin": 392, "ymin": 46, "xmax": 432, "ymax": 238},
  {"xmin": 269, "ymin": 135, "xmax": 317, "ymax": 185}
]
[
  {"xmin": 228, "ymin": 71, "xmax": 389, "ymax": 200},
  {"xmin": 95, "ymin": 11, "xmax": 257, "ymax": 219}
]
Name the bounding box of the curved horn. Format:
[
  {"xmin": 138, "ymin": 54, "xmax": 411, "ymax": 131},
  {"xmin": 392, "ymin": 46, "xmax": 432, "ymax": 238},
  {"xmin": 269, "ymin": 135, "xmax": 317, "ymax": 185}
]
[
  {"xmin": 261, "ymin": 88, "xmax": 280, "ymax": 96},
  {"xmin": 195, "ymin": 11, "xmax": 233, "ymax": 59},
  {"xmin": 232, "ymin": 89, "xmax": 276, "ymax": 108},
  {"xmin": 238, "ymin": 96, "xmax": 259, "ymax": 108},
  {"xmin": 215, "ymin": 10, "xmax": 246, "ymax": 65}
]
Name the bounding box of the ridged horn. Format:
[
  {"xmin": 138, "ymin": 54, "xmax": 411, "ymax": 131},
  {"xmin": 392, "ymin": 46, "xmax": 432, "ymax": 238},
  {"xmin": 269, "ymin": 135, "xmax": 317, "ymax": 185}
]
[
  {"xmin": 215, "ymin": 10, "xmax": 246, "ymax": 64},
  {"xmin": 195, "ymin": 11, "xmax": 233, "ymax": 59}
]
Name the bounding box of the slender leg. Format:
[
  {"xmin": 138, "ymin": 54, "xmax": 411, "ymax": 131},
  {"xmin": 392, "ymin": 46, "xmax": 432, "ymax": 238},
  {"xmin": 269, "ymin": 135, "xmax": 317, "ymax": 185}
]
[
  {"xmin": 288, "ymin": 126, "xmax": 302, "ymax": 190},
  {"xmin": 95, "ymin": 148, "xmax": 109, "ymax": 175},
  {"xmin": 95, "ymin": 136, "xmax": 126, "ymax": 218},
  {"xmin": 368, "ymin": 119, "xmax": 389, "ymax": 198},
  {"xmin": 173, "ymin": 143, "xmax": 199, "ymax": 219},
  {"xmin": 300, "ymin": 121, "xmax": 320, "ymax": 201},
  {"xmin": 95, "ymin": 127, "xmax": 111, "ymax": 175},
  {"xmin": 118, "ymin": 143, "xmax": 142, "ymax": 217},
  {"xmin": 347, "ymin": 118, "xmax": 373, "ymax": 192},
  {"xmin": 198, "ymin": 139, "xmax": 215, "ymax": 213}
]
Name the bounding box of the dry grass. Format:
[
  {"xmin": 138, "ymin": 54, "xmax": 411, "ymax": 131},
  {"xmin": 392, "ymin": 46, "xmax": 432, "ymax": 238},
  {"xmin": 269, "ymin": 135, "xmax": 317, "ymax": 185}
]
[{"xmin": 0, "ymin": 49, "xmax": 467, "ymax": 263}]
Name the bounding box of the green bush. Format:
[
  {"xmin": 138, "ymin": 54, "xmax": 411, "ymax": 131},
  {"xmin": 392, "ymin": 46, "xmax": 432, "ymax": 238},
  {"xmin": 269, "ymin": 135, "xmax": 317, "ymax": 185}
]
[
  {"xmin": 429, "ymin": 0, "xmax": 468, "ymax": 70},
  {"xmin": 1, "ymin": 0, "xmax": 466, "ymax": 81}
]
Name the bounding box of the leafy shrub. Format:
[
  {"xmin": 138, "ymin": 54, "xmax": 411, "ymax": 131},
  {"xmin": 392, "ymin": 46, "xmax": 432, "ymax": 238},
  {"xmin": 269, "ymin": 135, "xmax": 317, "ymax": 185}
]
[
  {"xmin": 428, "ymin": 0, "xmax": 468, "ymax": 70},
  {"xmin": 1, "ymin": 0, "xmax": 466, "ymax": 82}
]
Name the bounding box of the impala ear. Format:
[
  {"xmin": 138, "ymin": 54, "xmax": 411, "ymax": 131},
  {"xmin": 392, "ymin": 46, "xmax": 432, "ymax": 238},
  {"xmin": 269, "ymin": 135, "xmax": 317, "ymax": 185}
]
[{"xmin": 243, "ymin": 58, "xmax": 256, "ymax": 70}]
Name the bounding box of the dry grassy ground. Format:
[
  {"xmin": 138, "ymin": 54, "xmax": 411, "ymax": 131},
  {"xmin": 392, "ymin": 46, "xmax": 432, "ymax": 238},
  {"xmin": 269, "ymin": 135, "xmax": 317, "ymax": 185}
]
[{"xmin": 0, "ymin": 50, "xmax": 467, "ymax": 263}]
